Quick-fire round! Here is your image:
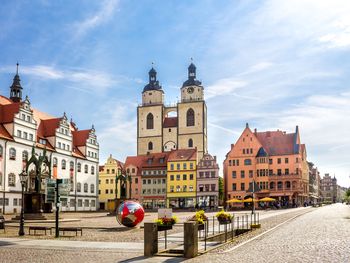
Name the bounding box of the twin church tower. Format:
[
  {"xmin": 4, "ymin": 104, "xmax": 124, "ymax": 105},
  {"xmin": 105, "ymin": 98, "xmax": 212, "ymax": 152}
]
[{"xmin": 137, "ymin": 63, "xmax": 208, "ymax": 159}]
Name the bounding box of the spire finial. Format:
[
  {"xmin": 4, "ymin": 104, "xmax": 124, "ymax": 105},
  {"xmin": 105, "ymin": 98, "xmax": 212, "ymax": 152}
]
[
  {"xmin": 16, "ymin": 62, "xmax": 19, "ymax": 75},
  {"xmin": 190, "ymin": 57, "xmax": 193, "ymax": 63}
]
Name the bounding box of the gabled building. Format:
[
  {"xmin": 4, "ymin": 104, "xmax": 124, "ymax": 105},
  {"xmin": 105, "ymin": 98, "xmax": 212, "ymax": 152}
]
[
  {"xmin": 167, "ymin": 148, "xmax": 197, "ymax": 208},
  {"xmin": 197, "ymin": 153, "xmax": 219, "ymax": 208},
  {"xmin": 0, "ymin": 64, "xmax": 99, "ymax": 213},
  {"xmin": 224, "ymin": 124, "xmax": 309, "ymax": 206}
]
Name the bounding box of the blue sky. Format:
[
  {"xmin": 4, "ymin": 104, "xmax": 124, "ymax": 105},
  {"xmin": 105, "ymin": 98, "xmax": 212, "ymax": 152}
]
[{"xmin": 1, "ymin": 0, "xmax": 350, "ymax": 186}]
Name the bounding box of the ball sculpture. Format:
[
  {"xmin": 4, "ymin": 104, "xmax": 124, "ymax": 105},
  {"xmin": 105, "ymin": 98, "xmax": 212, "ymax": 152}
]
[{"xmin": 116, "ymin": 201, "xmax": 145, "ymax": 227}]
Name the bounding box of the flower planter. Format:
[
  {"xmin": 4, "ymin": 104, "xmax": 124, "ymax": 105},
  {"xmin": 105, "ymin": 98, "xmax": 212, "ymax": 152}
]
[
  {"xmin": 218, "ymin": 218, "xmax": 232, "ymax": 225},
  {"xmin": 198, "ymin": 224, "xmax": 205, "ymax": 231},
  {"xmin": 157, "ymin": 225, "xmax": 173, "ymax": 231}
]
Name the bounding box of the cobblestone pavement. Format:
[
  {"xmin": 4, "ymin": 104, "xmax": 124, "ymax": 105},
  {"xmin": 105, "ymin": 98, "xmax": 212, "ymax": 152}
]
[{"xmin": 190, "ymin": 203, "xmax": 350, "ymax": 263}]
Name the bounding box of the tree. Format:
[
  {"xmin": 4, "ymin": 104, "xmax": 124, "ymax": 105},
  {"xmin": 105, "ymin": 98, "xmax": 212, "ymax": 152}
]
[
  {"xmin": 345, "ymin": 189, "xmax": 350, "ymax": 203},
  {"xmin": 219, "ymin": 177, "xmax": 224, "ymax": 204}
]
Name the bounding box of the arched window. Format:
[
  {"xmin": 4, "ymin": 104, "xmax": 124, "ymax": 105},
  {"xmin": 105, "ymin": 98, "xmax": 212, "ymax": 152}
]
[
  {"xmin": 9, "ymin": 148, "xmax": 16, "ymax": 160},
  {"xmin": 0, "ymin": 145, "xmax": 3, "ymax": 157},
  {"xmin": 8, "ymin": 173, "xmax": 16, "ymax": 187},
  {"xmin": 91, "ymin": 166, "xmax": 95, "ymax": 175},
  {"xmin": 148, "ymin": 141, "xmax": 153, "ymax": 150},
  {"xmin": 77, "ymin": 162, "xmax": 81, "ymax": 172},
  {"xmin": 90, "ymin": 184, "xmax": 95, "ymax": 193},
  {"xmin": 84, "ymin": 183, "xmax": 88, "ymax": 193},
  {"xmin": 146, "ymin": 113, "xmax": 154, "ymax": 129},
  {"xmin": 84, "ymin": 164, "xmax": 88, "ymax": 173},
  {"xmin": 53, "ymin": 157, "xmax": 58, "ymax": 167},
  {"xmin": 70, "ymin": 161, "xmax": 74, "ymax": 170},
  {"xmin": 77, "ymin": 182, "xmax": 81, "ymax": 192},
  {"xmin": 61, "ymin": 159, "xmax": 66, "ymax": 170},
  {"xmin": 22, "ymin": 150, "xmax": 28, "ymax": 161},
  {"xmin": 186, "ymin": 108, "xmax": 195, "ymax": 126},
  {"xmin": 188, "ymin": 138, "xmax": 193, "ymax": 148}
]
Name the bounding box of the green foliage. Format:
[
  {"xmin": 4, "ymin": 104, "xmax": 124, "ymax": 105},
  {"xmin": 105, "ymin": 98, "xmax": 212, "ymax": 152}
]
[
  {"xmin": 219, "ymin": 176, "xmax": 224, "ymax": 201},
  {"xmin": 155, "ymin": 216, "xmax": 178, "ymax": 226},
  {"xmin": 215, "ymin": 210, "xmax": 233, "ymax": 220}
]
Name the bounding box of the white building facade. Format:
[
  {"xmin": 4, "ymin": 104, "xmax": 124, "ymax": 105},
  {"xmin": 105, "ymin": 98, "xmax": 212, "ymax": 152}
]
[{"xmin": 0, "ymin": 67, "xmax": 99, "ymax": 214}]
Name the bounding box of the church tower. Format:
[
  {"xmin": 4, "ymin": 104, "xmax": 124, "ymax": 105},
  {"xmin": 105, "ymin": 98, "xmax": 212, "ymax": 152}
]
[
  {"xmin": 137, "ymin": 67, "xmax": 164, "ymax": 155},
  {"xmin": 177, "ymin": 62, "xmax": 207, "ymax": 159},
  {"xmin": 10, "ymin": 63, "xmax": 23, "ymax": 103}
]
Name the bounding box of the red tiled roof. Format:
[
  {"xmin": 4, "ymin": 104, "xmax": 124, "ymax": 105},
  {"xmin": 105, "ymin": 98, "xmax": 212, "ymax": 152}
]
[
  {"xmin": 37, "ymin": 118, "xmax": 61, "ymax": 138},
  {"xmin": 0, "ymin": 95, "xmax": 13, "ymax": 105},
  {"xmin": 0, "ymin": 124, "xmax": 13, "ymax": 140},
  {"xmin": 72, "ymin": 147, "xmax": 86, "ymax": 159},
  {"xmin": 72, "ymin": 129, "xmax": 91, "ymax": 146},
  {"xmin": 125, "ymin": 156, "xmax": 145, "ymax": 169},
  {"xmin": 0, "ymin": 102, "xmax": 21, "ymax": 123},
  {"xmin": 168, "ymin": 148, "xmax": 197, "ymax": 162},
  {"xmin": 163, "ymin": 117, "xmax": 178, "ymax": 128},
  {"xmin": 141, "ymin": 152, "xmax": 170, "ymax": 168},
  {"xmin": 36, "ymin": 141, "xmax": 55, "ymax": 151},
  {"xmin": 99, "ymin": 165, "xmax": 105, "ymax": 172},
  {"xmin": 256, "ymin": 131, "xmax": 296, "ymax": 156}
]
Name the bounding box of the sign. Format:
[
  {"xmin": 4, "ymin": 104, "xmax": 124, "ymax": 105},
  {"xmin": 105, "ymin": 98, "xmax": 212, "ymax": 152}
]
[
  {"xmin": 45, "ymin": 178, "xmax": 71, "ymax": 203},
  {"xmin": 45, "ymin": 179, "xmax": 56, "ymax": 203},
  {"xmin": 158, "ymin": 208, "xmax": 172, "ymax": 219}
]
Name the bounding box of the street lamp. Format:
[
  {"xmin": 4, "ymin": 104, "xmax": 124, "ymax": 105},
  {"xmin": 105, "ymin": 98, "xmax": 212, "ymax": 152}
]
[{"xmin": 18, "ymin": 170, "xmax": 28, "ymax": 236}]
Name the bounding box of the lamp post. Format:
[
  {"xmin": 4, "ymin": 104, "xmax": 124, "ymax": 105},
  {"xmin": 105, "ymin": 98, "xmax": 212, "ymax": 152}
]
[{"xmin": 18, "ymin": 170, "xmax": 28, "ymax": 236}]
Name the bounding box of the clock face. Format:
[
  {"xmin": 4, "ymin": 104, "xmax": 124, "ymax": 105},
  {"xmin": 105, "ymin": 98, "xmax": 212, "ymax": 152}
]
[{"xmin": 187, "ymin": 87, "xmax": 194, "ymax": 94}]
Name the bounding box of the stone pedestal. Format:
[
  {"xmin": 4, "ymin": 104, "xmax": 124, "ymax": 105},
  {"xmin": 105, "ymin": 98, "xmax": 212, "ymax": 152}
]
[
  {"xmin": 144, "ymin": 222, "xmax": 158, "ymax": 256},
  {"xmin": 24, "ymin": 193, "xmax": 44, "ymax": 213},
  {"xmin": 184, "ymin": 222, "xmax": 198, "ymax": 258}
]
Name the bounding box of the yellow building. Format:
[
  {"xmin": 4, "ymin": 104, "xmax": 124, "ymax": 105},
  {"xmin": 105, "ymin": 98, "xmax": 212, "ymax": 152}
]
[
  {"xmin": 98, "ymin": 154, "xmax": 125, "ymax": 211},
  {"xmin": 167, "ymin": 149, "xmax": 197, "ymax": 208}
]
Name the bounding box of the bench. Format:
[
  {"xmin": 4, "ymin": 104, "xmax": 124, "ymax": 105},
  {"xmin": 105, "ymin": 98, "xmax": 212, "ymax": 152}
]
[
  {"xmin": 29, "ymin": 226, "xmax": 52, "ymax": 235},
  {"xmin": 58, "ymin": 227, "xmax": 83, "ymax": 236}
]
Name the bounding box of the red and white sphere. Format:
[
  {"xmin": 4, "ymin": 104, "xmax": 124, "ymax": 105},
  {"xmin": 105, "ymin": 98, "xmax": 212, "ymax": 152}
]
[{"xmin": 116, "ymin": 201, "xmax": 145, "ymax": 227}]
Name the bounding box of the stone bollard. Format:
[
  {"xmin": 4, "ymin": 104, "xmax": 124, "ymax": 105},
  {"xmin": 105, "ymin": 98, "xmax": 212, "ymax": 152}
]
[
  {"xmin": 144, "ymin": 222, "xmax": 158, "ymax": 256},
  {"xmin": 184, "ymin": 221, "xmax": 198, "ymax": 258}
]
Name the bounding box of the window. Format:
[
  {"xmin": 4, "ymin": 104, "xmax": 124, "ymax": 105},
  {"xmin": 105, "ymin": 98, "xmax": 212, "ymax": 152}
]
[
  {"xmin": 91, "ymin": 166, "xmax": 95, "ymax": 175},
  {"xmin": 22, "ymin": 151, "xmax": 28, "ymax": 161},
  {"xmin": 249, "ymin": 170, "xmax": 253, "ymax": 178},
  {"xmin": 112, "ymin": 169, "xmax": 115, "ymax": 174},
  {"xmin": 84, "ymin": 200, "xmax": 89, "ymax": 207},
  {"xmin": 277, "ymin": 158, "xmax": 281, "ymax": 164},
  {"xmin": 188, "ymin": 139, "xmax": 193, "ymax": 148},
  {"xmin": 146, "ymin": 113, "xmax": 154, "ymax": 129},
  {"xmin": 240, "ymin": 170, "xmax": 245, "ymax": 178},
  {"xmin": 244, "ymin": 159, "xmax": 252, "ymax": 165},
  {"xmin": 232, "ymin": 171, "xmax": 236, "ymax": 178},
  {"xmin": 13, "ymin": 198, "xmax": 18, "ymax": 206},
  {"xmin": 170, "ymin": 175, "xmax": 174, "ymax": 181},
  {"xmin": 77, "ymin": 183, "xmax": 81, "ymax": 192},
  {"xmin": 183, "ymin": 174, "xmax": 187, "ymax": 180},
  {"xmin": 277, "ymin": 181, "xmax": 283, "ymax": 189},
  {"xmin": 148, "ymin": 141, "xmax": 153, "ymax": 150},
  {"xmin": 277, "ymin": 169, "xmax": 282, "ymax": 176},
  {"xmin": 176, "ymin": 163, "xmax": 180, "ymax": 170},
  {"xmin": 285, "ymin": 158, "xmax": 289, "ymax": 164},
  {"xmin": 189, "ymin": 174, "xmax": 194, "ymax": 180},
  {"xmin": 84, "ymin": 165, "xmax": 88, "ymax": 173},
  {"xmin": 53, "ymin": 157, "xmax": 58, "ymax": 167},
  {"xmin": 286, "ymin": 181, "xmax": 291, "ymax": 189},
  {"xmin": 107, "ymin": 169, "xmax": 110, "ymax": 174},
  {"xmin": 70, "ymin": 161, "xmax": 74, "ymax": 170},
  {"xmin": 176, "ymin": 185, "xmax": 181, "ymax": 192},
  {"xmin": 170, "ymin": 186, "xmax": 174, "ymax": 192},
  {"xmin": 186, "ymin": 108, "xmax": 195, "ymax": 127},
  {"xmin": 176, "ymin": 174, "xmax": 180, "ymax": 181},
  {"xmin": 83, "ymin": 183, "xmax": 88, "ymax": 193},
  {"xmin": 211, "ymin": 184, "xmax": 216, "ymax": 191},
  {"xmin": 183, "ymin": 163, "xmax": 187, "ymax": 170},
  {"xmin": 190, "ymin": 163, "xmax": 193, "ymax": 169},
  {"xmin": 23, "ymin": 132, "xmax": 28, "ymax": 140},
  {"xmin": 170, "ymin": 164, "xmax": 174, "ymax": 170},
  {"xmin": 17, "ymin": 130, "xmax": 22, "ymax": 138},
  {"xmin": 9, "ymin": 148, "xmax": 16, "ymax": 160},
  {"xmin": 269, "ymin": 158, "xmax": 273, "ymax": 164},
  {"xmin": 285, "ymin": 169, "xmax": 289, "ymax": 175},
  {"xmin": 61, "ymin": 159, "xmax": 66, "ymax": 170},
  {"xmin": 0, "ymin": 145, "xmax": 3, "ymax": 157},
  {"xmin": 77, "ymin": 163, "xmax": 81, "ymax": 172},
  {"xmin": 211, "ymin": 171, "xmax": 216, "ymax": 178},
  {"xmin": 90, "ymin": 184, "xmax": 95, "ymax": 193},
  {"xmin": 232, "ymin": 183, "xmax": 236, "ymax": 191},
  {"xmin": 183, "ymin": 185, "xmax": 187, "ymax": 192},
  {"xmin": 8, "ymin": 173, "xmax": 16, "ymax": 187},
  {"xmin": 106, "ymin": 179, "xmax": 109, "ymax": 184},
  {"xmin": 240, "ymin": 183, "xmax": 245, "ymax": 191},
  {"xmin": 243, "ymin": 149, "xmax": 245, "ymax": 154},
  {"xmin": 91, "ymin": 200, "xmax": 96, "ymax": 207}
]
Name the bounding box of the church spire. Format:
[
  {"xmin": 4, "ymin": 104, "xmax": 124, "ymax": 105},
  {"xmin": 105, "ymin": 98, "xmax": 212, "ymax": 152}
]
[
  {"xmin": 143, "ymin": 63, "xmax": 162, "ymax": 92},
  {"xmin": 182, "ymin": 59, "xmax": 202, "ymax": 87},
  {"xmin": 10, "ymin": 62, "xmax": 23, "ymax": 102}
]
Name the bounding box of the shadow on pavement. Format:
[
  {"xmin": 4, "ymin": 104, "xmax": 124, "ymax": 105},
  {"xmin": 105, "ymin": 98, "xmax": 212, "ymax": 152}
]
[
  {"xmin": 0, "ymin": 241, "xmax": 15, "ymax": 247},
  {"xmin": 118, "ymin": 255, "xmax": 188, "ymax": 263}
]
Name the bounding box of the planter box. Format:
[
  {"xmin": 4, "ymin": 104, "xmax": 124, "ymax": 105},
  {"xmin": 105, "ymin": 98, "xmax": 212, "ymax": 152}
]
[
  {"xmin": 157, "ymin": 225, "xmax": 173, "ymax": 231},
  {"xmin": 218, "ymin": 218, "xmax": 232, "ymax": 225},
  {"xmin": 198, "ymin": 224, "xmax": 205, "ymax": 231}
]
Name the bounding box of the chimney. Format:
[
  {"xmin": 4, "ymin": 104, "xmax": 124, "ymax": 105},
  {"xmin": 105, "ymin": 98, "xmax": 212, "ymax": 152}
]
[
  {"xmin": 231, "ymin": 144, "xmax": 234, "ymax": 150},
  {"xmin": 254, "ymin": 128, "xmax": 257, "ymax": 134},
  {"xmin": 246, "ymin": 123, "xmax": 249, "ymax": 128}
]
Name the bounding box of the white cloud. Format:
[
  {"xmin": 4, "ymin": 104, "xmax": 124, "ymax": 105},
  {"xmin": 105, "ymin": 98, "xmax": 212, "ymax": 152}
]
[
  {"xmin": 206, "ymin": 78, "xmax": 248, "ymax": 99},
  {"xmin": 72, "ymin": 0, "xmax": 119, "ymax": 38}
]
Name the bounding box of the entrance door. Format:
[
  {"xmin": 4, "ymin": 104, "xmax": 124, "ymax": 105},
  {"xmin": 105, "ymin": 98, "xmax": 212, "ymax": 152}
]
[{"xmin": 99, "ymin": 202, "xmax": 105, "ymax": 210}]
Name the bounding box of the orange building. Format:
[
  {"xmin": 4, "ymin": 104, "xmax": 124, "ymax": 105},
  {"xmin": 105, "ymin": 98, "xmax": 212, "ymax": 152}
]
[{"xmin": 224, "ymin": 124, "xmax": 309, "ymax": 207}]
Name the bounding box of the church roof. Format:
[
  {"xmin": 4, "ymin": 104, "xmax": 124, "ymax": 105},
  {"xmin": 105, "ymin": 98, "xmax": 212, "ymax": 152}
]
[{"xmin": 163, "ymin": 117, "xmax": 178, "ymax": 128}]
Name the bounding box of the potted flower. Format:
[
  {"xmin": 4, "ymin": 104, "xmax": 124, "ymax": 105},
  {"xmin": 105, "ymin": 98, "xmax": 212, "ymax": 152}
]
[
  {"xmin": 188, "ymin": 210, "xmax": 208, "ymax": 231},
  {"xmin": 155, "ymin": 216, "xmax": 178, "ymax": 231},
  {"xmin": 216, "ymin": 210, "xmax": 233, "ymax": 225}
]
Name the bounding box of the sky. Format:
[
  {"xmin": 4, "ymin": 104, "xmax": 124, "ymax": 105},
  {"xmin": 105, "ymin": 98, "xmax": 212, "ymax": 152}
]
[{"xmin": 0, "ymin": 0, "xmax": 350, "ymax": 187}]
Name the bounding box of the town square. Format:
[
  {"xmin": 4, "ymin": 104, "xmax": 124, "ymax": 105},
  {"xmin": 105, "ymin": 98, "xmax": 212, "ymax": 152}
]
[{"xmin": 0, "ymin": 1, "xmax": 350, "ymax": 262}]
